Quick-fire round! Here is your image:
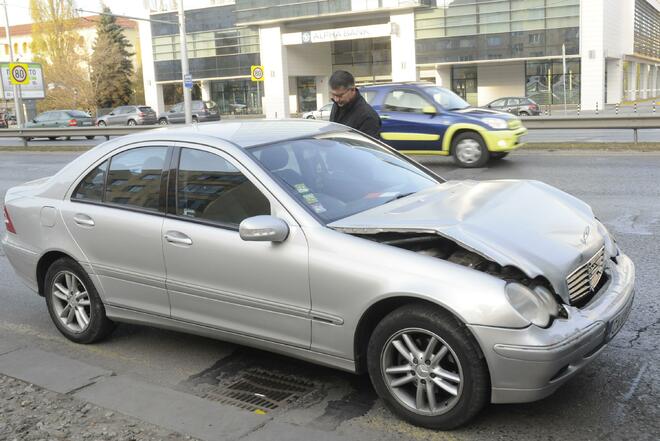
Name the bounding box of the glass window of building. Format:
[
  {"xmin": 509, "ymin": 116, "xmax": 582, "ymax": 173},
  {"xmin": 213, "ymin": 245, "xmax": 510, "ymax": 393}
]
[
  {"xmin": 525, "ymin": 60, "xmax": 580, "ymax": 105},
  {"xmin": 415, "ymin": 0, "xmax": 580, "ymax": 64},
  {"xmin": 332, "ymin": 38, "xmax": 392, "ymax": 84},
  {"xmin": 297, "ymin": 77, "xmax": 317, "ymax": 113},
  {"xmin": 451, "ymin": 66, "xmax": 478, "ymax": 106}
]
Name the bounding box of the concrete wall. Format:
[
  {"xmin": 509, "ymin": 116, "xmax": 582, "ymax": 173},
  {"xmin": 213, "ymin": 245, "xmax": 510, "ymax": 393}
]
[
  {"xmin": 477, "ymin": 63, "xmax": 525, "ymax": 106},
  {"xmin": 390, "ymin": 12, "xmax": 417, "ymax": 82},
  {"xmin": 286, "ymin": 43, "xmax": 332, "ymax": 77},
  {"xmin": 433, "ymin": 66, "xmax": 451, "ymax": 88},
  {"xmin": 260, "ymin": 26, "xmax": 290, "ymax": 119},
  {"xmin": 580, "ymin": 0, "xmax": 605, "ymax": 110}
]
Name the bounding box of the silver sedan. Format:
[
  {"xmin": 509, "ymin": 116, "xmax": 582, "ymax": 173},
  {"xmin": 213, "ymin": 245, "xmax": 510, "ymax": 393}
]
[{"xmin": 1, "ymin": 120, "xmax": 634, "ymax": 429}]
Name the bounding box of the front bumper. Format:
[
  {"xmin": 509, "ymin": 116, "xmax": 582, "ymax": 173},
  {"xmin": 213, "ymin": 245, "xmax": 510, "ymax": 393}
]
[
  {"xmin": 469, "ymin": 253, "xmax": 635, "ymax": 404},
  {"xmin": 484, "ymin": 127, "xmax": 527, "ymax": 152}
]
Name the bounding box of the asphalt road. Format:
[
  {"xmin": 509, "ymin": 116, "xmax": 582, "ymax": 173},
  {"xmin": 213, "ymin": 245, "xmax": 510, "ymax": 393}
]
[
  {"xmin": 0, "ymin": 150, "xmax": 658, "ymax": 441},
  {"xmin": 3, "ymin": 127, "xmax": 660, "ymax": 147}
]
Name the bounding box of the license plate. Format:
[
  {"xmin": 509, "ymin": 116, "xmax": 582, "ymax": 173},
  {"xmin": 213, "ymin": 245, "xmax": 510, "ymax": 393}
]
[
  {"xmin": 606, "ymin": 295, "xmax": 634, "ymax": 341},
  {"xmin": 82, "ymin": 121, "xmax": 92, "ymax": 126}
]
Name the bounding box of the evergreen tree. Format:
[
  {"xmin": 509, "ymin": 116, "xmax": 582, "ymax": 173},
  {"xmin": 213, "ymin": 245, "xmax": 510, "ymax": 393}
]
[{"xmin": 90, "ymin": 6, "xmax": 135, "ymax": 109}]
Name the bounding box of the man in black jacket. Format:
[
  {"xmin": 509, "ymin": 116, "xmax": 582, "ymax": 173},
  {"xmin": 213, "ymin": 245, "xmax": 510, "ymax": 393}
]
[{"xmin": 328, "ymin": 70, "xmax": 381, "ymax": 139}]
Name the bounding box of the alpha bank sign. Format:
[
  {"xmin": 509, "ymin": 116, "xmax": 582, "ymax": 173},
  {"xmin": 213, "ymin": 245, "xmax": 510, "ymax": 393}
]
[{"xmin": 282, "ymin": 23, "xmax": 396, "ymax": 46}]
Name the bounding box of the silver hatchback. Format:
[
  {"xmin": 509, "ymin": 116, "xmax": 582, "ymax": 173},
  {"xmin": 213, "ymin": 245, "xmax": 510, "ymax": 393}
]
[
  {"xmin": 96, "ymin": 105, "xmax": 158, "ymax": 126},
  {"xmin": 1, "ymin": 120, "xmax": 634, "ymax": 429}
]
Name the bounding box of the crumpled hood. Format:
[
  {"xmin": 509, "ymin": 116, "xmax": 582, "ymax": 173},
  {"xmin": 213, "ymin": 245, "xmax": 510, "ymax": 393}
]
[{"xmin": 329, "ymin": 180, "xmax": 607, "ymax": 303}]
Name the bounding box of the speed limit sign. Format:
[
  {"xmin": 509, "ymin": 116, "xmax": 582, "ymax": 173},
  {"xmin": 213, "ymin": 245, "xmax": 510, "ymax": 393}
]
[
  {"xmin": 251, "ymin": 65, "xmax": 264, "ymax": 82},
  {"xmin": 9, "ymin": 63, "xmax": 29, "ymax": 85}
]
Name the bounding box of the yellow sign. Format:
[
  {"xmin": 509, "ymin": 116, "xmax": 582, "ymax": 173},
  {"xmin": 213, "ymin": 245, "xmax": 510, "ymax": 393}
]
[
  {"xmin": 9, "ymin": 63, "xmax": 29, "ymax": 85},
  {"xmin": 251, "ymin": 65, "xmax": 264, "ymax": 82}
]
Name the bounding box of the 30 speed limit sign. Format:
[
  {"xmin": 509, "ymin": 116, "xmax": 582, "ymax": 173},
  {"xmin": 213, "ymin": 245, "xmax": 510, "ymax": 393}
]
[
  {"xmin": 9, "ymin": 63, "xmax": 29, "ymax": 85},
  {"xmin": 251, "ymin": 65, "xmax": 264, "ymax": 82}
]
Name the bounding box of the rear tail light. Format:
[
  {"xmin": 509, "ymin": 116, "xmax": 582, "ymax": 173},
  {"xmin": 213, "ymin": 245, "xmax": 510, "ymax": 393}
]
[
  {"xmin": 68, "ymin": 119, "xmax": 77, "ymax": 126},
  {"xmin": 138, "ymin": 112, "xmax": 146, "ymax": 117},
  {"xmin": 3, "ymin": 206, "xmax": 16, "ymax": 234},
  {"xmin": 530, "ymin": 104, "xmax": 538, "ymax": 111}
]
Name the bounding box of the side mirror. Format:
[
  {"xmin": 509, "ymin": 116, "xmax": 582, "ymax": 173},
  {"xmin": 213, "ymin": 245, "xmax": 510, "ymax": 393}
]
[
  {"xmin": 169, "ymin": 109, "xmax": 176, "ymax": 113},
  {"xmin": 239, "ymin": 215, "xmax": 289, "ymax": 243},
  {"xmin": 109, "ymin": 112, "xmax": 115, "ymax": 116},
  {"xmin": 422, "ymin": 106, "xmax": 437, "ymax": 115}
]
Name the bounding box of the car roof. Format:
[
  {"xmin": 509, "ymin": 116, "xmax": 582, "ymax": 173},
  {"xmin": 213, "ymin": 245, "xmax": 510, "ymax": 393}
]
[
  {"xmin": 360, "ymin": 81, "xmax": 438, "ymax": 89},
  {"xmin": 116, "ymin": 119, "xmax": 349, "ymax": 149}
]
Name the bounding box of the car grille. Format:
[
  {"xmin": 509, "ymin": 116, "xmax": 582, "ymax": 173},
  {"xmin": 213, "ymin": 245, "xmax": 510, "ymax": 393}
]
[{"xmin": 566, "ymin": 247, "xmax": 605, "ymax": 303}]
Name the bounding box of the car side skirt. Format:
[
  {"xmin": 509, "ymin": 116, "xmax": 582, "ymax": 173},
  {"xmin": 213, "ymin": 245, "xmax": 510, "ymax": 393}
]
[
  {"xmin": 399, "ymin": 150, "xmax": 450, "ymax": 156},
  {"xmin": 105, "ymin": 304, "xmax": 357, "ymax": 373}
]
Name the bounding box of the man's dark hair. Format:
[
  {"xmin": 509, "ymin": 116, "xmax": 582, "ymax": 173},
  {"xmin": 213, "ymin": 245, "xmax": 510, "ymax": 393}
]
[{"xmin": 329, "ymin": 70, "xmax": 355, "ymax": 89}]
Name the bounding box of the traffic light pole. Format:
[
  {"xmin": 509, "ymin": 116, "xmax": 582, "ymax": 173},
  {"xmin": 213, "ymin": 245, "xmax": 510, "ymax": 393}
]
[{"xmin": 2, "ymin": 0, "xmax": 23, "ymax": 129}]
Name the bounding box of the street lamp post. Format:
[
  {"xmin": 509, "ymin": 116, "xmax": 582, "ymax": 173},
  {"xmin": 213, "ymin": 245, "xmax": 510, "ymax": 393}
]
[
  {"xmin": 178, "ymin": 1, "xmax": 192, "ymax": 124},
  {"xmin": 76, "ymin": 5, "xmax": 193, "ymax": 124},
  {"xmin": 2, "ymin": 0, "xmax": 23, "ymax": 128}
]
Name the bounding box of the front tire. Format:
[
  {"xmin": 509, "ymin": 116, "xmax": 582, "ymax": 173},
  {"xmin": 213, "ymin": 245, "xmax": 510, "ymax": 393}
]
[
  {"xmin": 97, "ymin": 121, "xmax": 106, "ymax": 127},
  {"xmin": 44, "ymin": 258, "xmax": 115, "ymax": 344},
  {"xmin": 86, "ymin": 136, "xmax": 95, "ymax": 140},
  {"xmin": 367, "ymin": 304, "xmax": 489, "ymax": 430},
  {"xmin": 158, "ymin": 118, "xmax": 168, "ymax": 125},
  {"xmin": 452, "ymin": 132, "xmax": 489, "ymax": 168}
]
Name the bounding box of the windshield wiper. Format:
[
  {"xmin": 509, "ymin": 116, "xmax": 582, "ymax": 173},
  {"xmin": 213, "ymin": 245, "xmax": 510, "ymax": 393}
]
[{"xmin": 387, "ymin": 192, "xmax": 416, "ymax": 203}]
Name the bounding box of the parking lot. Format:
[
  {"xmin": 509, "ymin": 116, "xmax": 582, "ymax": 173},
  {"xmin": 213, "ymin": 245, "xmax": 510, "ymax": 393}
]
[{"xmin": 0, "ymin": 150, "xmax": 658, "ymax": 441}]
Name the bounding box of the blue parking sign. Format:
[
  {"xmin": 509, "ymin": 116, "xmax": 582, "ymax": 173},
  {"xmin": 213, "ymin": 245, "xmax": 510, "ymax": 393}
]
[{"xmin": 184, "ymin": 74, "xmax": 193, "ymax": 89}]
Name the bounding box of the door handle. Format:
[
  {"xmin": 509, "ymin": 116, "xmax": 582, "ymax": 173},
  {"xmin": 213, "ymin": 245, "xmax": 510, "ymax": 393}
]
[
  {"xmin": 73, "ymin": 214, "xmax": 95, "ymax": 227},
  {"xmin": 380, "ymin": 114, "xmax": 391, "ymax": 120},
  {"xmin": 164, "ymin": 231, "xmax": 193, "ymax": 246}
]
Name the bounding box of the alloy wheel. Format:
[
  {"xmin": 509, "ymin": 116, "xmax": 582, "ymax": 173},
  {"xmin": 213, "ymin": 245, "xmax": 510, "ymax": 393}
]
[
  {"xmin": 455, "ymin": 139, "xmax": 483, "ymax": 165},
  {"xmin": 50, "ymin": 271, "xmax": 92, "ymax": 333},
  {"xmin": 381, "ymin": 328, "xmax": 463, "ymax": 416}
]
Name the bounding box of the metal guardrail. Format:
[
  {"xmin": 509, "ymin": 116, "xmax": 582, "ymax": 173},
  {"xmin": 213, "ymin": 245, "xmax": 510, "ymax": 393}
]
[
  {"xmin": 1, "ymin": 115, "xmax": 660, "ymax": 146},
  {"xmin": 0, "ymin": 126, "xmax": 156, "ymax": 146},
  {"xmin": 520, "ymin": 115, "xmax": 660, "ymax": 142}
]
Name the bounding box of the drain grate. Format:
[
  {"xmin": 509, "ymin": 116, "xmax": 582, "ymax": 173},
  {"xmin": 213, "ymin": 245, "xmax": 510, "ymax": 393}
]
[{"xmin": 202, "ymin": 368, "xmax": 316, "ymax": 413}]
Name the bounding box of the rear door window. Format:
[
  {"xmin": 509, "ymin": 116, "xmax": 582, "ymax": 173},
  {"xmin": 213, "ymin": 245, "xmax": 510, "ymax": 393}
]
[
  {"xmin": 72, "ymin": 160, "xmax": 109, "ymax": 202},
  {"xmin": 490, "ymin": 99, "xmax": 506, "ymax": 107},
  {"xmin": 384, "ymin": 90, "xmax": 433, "ymax": 113},
  {"xmin": 105, "ymin": 147, "xmax": 169, "ymax": 212},
  {"xmin": 506, "ymin": 98, "xmax": 521, "ymax": 106}
]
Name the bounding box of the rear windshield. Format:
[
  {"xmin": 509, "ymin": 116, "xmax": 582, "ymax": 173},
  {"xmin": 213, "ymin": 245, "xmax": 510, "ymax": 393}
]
[
  {"xmin": 67, "ymin": 110, "xmax": 91, "ymax": 118},
  {"xmin": 139, "ymin": 106, "xmax": 154, "ymax": 112}
]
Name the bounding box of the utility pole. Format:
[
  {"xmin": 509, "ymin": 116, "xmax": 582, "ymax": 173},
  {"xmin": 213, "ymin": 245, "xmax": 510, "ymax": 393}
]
[
  {"xmin": 2, "ymin": 0, "xmax": 22, "ymax": 128},
  {"xmin": 178, "ymin": 0, "xmax": 192, "ymax": 124}
]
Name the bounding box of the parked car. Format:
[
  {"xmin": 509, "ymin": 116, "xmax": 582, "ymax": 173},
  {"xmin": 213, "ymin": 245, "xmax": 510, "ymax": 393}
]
[
  {"xmin": 25, "ymin": 110, "xmax": 96, "ymax": 140},
  {"xmin": 360, "ymin": 82, "xmax": 527, "ymax": 168},
  {"xmin": 96, "ymin": 105, "xmax": 158, "ymax": 126},
  {"xmin": 1, "ymin": 120, "xmax": 635, "ymax": 429},
  {"xmin": 302, "ymin": 103, "xmax": 333, "ymax": 120},
  {"xmin": 158, "ymin": 100, "xmax": 220, "ymax": 125},
  {"xmin": 485, "ymin": 97, "xmax": 541, "ymax": 116},
  {"xmin": 0, "ymin": 113, "xmax": 8, "ymax": 129}
]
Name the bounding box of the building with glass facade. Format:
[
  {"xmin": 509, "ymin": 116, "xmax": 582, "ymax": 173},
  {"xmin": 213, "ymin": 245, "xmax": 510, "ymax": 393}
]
[{"xmin": 140, "ymin": 0, "xmax": 660, "ymax": 116}]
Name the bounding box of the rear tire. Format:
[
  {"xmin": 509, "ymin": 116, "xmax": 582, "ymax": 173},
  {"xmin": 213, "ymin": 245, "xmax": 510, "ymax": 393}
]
[
  {"xmin": 452, "ymin": 132, "xmax": 489, "ymax": 168},
  {"xmin": 86, "ymin": 136, "xmax": 95, "ymax": 140},
  {"xmin": 158, "ymin": 118, "xmax": 168, "ymax": 125},
  {"xmin": 519, "ymin": 111, "xmax": 530, "ymax": 116},
  {"xmin": 127, "ymin": 119, "xmax": 137, "ymax": 126},
  {"xmin": 44, "ymin": 258, "xmax": 115, "ymax": 344},
  {"xmin": 97, "ymin": 121, "xmax": 106, "ymax": 127},
  {"xmin": 48, "ymin": 137, "xmax": 57, "ymax": 141},
  {"xmin": 367, "ymin": 304, "xmax": 489, "ymax": 430}
]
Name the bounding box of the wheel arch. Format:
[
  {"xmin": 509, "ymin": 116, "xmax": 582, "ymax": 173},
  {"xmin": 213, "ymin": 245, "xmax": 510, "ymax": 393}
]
[
  {"xmin": 36, "ymin": 250, "xmax": 76, "ymax": 297},
  {"xmin": 442, "ymin": 125, "xmax": 488, "ymax": 154},
  {"xmin": 353, "ymin": 295, "xmax": 471, "ymax": 374}
]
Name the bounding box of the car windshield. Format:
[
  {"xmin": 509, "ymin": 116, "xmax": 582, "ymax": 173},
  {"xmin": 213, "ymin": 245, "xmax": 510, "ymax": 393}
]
[
  {"xmin": 424, "ymin": 86, "xmax": 470, "ymax": 111},
  {"xmin": 249, "ymin": 133, "xmax": 440, "ymax": 223}
]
